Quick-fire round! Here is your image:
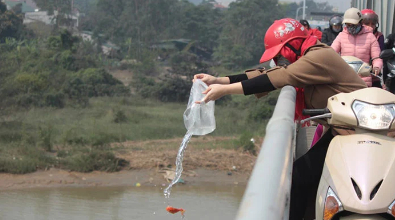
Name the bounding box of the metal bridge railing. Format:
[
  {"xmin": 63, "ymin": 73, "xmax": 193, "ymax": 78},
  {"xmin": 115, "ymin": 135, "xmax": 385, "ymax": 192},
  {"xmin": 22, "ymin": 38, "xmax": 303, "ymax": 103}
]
[{"xmin": 235, "ymin": 86, "xmax": 297, "ymax": 220}]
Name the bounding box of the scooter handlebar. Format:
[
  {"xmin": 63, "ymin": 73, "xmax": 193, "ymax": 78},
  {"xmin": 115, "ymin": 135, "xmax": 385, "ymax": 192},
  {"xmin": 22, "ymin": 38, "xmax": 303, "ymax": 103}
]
[{"xmin": 302, "ymin": 108, "xmax": 330, "ymax": 116}]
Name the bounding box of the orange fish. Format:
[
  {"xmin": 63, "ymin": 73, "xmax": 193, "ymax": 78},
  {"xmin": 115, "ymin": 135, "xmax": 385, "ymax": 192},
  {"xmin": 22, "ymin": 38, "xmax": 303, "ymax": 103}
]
[{"xmin": 166, "ymin": 206, "xmax": 185, "ymax": 216}]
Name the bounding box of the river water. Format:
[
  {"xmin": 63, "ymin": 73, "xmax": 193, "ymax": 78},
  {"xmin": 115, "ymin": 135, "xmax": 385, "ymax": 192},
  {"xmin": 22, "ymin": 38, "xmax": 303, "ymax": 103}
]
[{"xmin": 0, "ymin": 185, "xmax": 245, "ymax": 220}]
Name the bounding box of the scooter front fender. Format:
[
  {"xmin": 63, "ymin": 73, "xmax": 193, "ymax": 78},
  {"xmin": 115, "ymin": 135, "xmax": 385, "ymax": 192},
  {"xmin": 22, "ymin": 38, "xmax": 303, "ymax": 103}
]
[{"xmin": 316, "ymin": 133, "xmax": 395, "ymax": 217}]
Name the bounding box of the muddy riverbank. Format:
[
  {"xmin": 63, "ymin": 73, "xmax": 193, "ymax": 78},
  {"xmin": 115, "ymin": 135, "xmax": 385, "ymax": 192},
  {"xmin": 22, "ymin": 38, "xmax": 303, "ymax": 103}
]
[{"xmin": 0, "ymin": 136, "xmax": 260, "ymax": 190}]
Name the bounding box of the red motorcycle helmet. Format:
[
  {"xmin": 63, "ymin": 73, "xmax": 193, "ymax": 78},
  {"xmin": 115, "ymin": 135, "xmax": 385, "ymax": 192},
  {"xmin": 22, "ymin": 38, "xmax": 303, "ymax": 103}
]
[
  {"xmin": 361, "ymin": 9, "xmax": 379, "ymax": 29},
  {"xmin": 260, "ymin": 18, "xmax": 308, "ymax": 63}
]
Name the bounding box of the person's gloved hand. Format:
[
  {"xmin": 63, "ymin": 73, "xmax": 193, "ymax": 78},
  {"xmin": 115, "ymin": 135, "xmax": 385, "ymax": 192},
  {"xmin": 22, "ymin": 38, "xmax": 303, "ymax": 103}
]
[{"xmin": 361, "ymin": 76, "xmax": 372, "ymax": 87}]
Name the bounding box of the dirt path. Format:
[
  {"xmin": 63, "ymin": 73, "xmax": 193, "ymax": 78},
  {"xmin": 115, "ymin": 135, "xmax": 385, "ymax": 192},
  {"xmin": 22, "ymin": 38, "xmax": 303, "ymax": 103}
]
[
  {"xmin": 109, "ymin": 69, "xmax": 134, "ymax": 86},
  {"xmin": 116, "ymin": 136, "xmax": 258, "ymax": 172}
]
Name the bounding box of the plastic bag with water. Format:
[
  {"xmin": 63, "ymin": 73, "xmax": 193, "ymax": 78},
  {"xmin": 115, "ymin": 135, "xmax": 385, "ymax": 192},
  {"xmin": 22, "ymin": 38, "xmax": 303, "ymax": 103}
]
[
  {"xmin": 163, "ymin": 79, "xmax": 216, "ymax": 199},
  {"xmin": 183, "ymin": 79, "xmax": 216, "ymax": 135}
]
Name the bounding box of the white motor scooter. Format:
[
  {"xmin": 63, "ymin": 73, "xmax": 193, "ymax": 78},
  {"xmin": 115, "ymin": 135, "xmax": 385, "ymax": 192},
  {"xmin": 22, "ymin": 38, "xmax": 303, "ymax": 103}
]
[{"xmin": 300, "ymin": 52, "xmax": 395, "ymax": 220}]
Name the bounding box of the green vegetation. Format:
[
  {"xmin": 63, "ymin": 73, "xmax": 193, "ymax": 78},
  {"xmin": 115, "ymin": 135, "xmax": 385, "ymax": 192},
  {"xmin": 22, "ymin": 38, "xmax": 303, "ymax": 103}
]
[
  {"xmin": 0, "ymin": 0, "xmax": 335, "ymax": 174},
  {"xmin": 0, "ymin": 95, "xmax": 275, "ymax": 173},
  {"xmin": 235, "ymin": 131, "xmax": 257, "ymax": 155}
]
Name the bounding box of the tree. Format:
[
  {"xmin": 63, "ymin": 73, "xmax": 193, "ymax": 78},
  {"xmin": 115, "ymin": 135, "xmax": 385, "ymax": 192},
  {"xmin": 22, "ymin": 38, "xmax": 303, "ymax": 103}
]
[
  {"xmin": 33, "ymin": 0, "xmax": 70, "ymax": 15},
  {"xmin": 213, "ymin": 0, "xmax": 285, "ymax": 69},
  {"xmin": 86, "ymin": 0, "xmax": 187, "ymax": 59},
  {"xmin": 73, "ymin": 0, "xmax": 98, "ymax": 13},
  {"xmin": 281, "ymin": 2, "xmax": 299, "ymax": 19},
  {"xmin": 11, "ymin": 3, "xmax": 23, "ymax": 14},
  {"xmin": 0, "ymin": 3, "xmax": 25, "ymax": 42},
  {"xmin": 33, "ymin": 0, "xmax": 75, "ymax": 29},
  {"xmin": 289, "ymin": 0, "xmax": 334, "ymax": 20},
  {"xmin": 305, "ymin": 0, "xmax": 334, "ymax": 13},
  {"xmin": 81, "ymin": 0, "xmax": 226, "ymax": 61},
  {"xmin": 180, "ymin": 3, "xmax": 223, "ymax": 49},
  {"xmin": 0, "ymin": 2, "xmax": 6, "ymax": 13},
  {"xmin": 170, "ymin": 51, "xmax": 208, "ymax": 80}
]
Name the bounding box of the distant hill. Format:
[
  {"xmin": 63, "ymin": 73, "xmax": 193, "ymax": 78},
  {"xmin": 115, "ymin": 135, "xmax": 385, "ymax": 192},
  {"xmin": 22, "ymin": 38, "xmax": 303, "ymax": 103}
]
[{"xmin": 187, "ymin": 0, "xmax": 203, "ymax": 5}]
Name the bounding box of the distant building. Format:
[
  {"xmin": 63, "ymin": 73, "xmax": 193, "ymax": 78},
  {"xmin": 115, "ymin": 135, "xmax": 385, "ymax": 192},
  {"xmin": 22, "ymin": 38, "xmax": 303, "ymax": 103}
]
[
  {"xmin": 23, "ymin": 9, "xmax": 81, "ymax": 28},
  {"xmin": 307, "ymin": 20, "xmax": 329, "ymax": 30},
  {"xmin": 79, "ymin": 31, "xmax": 120, "ymax": 56},
  {"xmin": 101, "ymin": 42, "xmax": 120, "ymax": 56},
  {"xmin": 24, "ymin": 11, "xmax": 56, "ymax": 25},
  {"xmin": 80, "ymin": 31, "xmax": 94, "ymax": 42}
]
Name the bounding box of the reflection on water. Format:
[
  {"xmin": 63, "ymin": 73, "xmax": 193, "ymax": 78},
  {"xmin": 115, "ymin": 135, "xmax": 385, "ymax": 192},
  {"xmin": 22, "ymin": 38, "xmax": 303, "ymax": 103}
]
[{"xmin": 0, "ymin": 185, "xmax": 244, "ymax": 220}]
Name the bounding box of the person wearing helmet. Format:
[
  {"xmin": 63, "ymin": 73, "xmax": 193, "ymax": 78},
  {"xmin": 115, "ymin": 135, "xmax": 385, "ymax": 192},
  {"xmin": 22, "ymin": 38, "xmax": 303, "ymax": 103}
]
[
  {"xmin": 361, "ymin": 9, "xmax": 385, "ymax": 50},
  {"xmin": 321, "ymin": 15, "xmax": 343, "ymax": 46},
  {"xmin": 299, "ymin": 19, "xmax": 322, "ymax": 40},
  {"xmin": 331, "ymin": 7, "xmax": 383, "ymax": 87},
  {"xmin": 193, "ymin": 18, "xmax": 366, "ymax": 219},
  {"xmin": 194, "ymin": 18, "xmax": 365, "ymax": 108}
]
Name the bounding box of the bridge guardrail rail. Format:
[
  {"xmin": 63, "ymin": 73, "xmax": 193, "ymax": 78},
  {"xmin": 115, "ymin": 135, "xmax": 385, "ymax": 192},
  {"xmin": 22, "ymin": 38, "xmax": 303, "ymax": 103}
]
[{"xmin": 235, "ymin": 85, "xmax": 297, "ymax": 220}]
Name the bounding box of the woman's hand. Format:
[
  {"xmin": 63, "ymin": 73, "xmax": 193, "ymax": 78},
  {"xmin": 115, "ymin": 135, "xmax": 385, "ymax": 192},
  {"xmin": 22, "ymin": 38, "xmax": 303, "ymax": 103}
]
[
  {"xmin": 373, "ymin": 67, "xmax": 381, "ymax": 76},
  {"xmin": 193, "ymin": 73, "xmax": 218, "ymax": 86},
  {"xmin": 387, "ymin": 131, "xmax": 395, "ymax": 138},
  {"xmin": 361, "ymin": 76, "xmax": 372, "ymax": 87},
  {"xmin": 195, "ymin": 82, "xmax": 244, "ymax": 104},
  {"xmin": 196, "ymin": 84, "xmax": 228, "ymax": 103}
]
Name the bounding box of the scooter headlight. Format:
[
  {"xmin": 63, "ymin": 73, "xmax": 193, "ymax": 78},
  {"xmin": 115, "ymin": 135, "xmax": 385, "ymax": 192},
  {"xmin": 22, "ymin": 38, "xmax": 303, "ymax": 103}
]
[
  {"xmin": 388, "ymin": 200, "xmax": 395, "ymax": 217},
  {"xmin": 324, "ymin": 187, "xmax": 343, "ymax": 220},
  {"xmin": 352, "ymin": 100, "xmax": 395, "ymax": 130}
]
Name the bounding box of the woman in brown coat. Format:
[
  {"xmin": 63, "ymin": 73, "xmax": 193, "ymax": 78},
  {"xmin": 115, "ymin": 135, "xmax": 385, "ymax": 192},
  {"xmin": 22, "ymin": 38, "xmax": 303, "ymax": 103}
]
[{"xmin": 194, "ymin": 18, "xmax": 366, "ymax": 219}]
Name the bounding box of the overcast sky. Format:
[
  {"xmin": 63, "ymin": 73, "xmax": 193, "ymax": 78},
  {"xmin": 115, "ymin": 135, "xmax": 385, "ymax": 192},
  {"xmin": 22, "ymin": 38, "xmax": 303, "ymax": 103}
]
[{"xmin": 217, "ymin": 0, "xmax": 353, "ymax": 13}]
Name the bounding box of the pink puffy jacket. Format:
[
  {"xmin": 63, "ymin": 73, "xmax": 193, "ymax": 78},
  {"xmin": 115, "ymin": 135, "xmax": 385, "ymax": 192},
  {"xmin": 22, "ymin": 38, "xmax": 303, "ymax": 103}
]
[
  {"xmin": 331, "ymin": 25, "xmax": 383, "ymax": 87},
  {"xmin": 331, "ymin": 25, "xmax": 382, "ymax": 68}
]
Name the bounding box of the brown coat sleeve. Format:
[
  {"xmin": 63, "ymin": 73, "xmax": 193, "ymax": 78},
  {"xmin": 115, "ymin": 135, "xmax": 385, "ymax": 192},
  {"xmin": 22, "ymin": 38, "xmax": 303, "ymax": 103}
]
[
  {"xmin": 267, "ymin": 48, "xmax": 337, "ymax": 88},
  {"xmin": 245, "ymin": 68, "xmax": 263, "ymax": 79}
]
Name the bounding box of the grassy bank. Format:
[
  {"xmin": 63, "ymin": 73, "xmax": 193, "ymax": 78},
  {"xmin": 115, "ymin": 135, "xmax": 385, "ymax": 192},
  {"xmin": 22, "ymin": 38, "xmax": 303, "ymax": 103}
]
[{"xmin": 0, "ymin": 94, "xmax": 272, "ymax": 174}]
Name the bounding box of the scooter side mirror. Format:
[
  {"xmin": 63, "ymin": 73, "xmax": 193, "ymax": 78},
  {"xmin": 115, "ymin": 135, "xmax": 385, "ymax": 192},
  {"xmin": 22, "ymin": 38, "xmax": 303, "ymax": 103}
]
[{"xmin": 379, "ymin": 49, "xmax": 395, "ymax": 59}]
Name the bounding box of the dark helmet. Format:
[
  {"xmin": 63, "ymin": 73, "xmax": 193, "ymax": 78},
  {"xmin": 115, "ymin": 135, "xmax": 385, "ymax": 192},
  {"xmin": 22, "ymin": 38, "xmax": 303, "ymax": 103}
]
[
  {"xmin": 361, "ymin": 9, "xmax": 379, "ymax": 26},
  {"xmin": 329, "ymin": 15, "xmax": 343, "ymax": 33},
  {"xmin": 361, "ymin": 9, "xmax": 379, "ymax": 33},
  {"xmin": 299, "ymin": 19, "xmax": 310, "ymax": 29},
  {"xmin": 329, "ymin": 16, "xmax": 343, "ymax": 26}
]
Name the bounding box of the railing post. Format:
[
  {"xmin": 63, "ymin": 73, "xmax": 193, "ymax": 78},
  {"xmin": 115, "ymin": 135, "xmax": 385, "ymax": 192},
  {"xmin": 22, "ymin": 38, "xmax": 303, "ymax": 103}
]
[{"xmin": 235, "ymin": 86, "xmax": 296, "ymax": 220}]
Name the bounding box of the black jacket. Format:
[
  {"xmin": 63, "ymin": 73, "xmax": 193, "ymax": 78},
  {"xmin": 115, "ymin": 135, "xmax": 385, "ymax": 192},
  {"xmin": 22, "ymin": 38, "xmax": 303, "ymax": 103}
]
[
  {"xmin": 321, "ymin": 27, "xmax": 340, "ymax": 46},
  {"xmin": 385, "ymin": 33, "xmax": 395, "ymax": 50},
  {"xmin": 383, "ymin": 33, "xmax": 395, "ymax": 90}
]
